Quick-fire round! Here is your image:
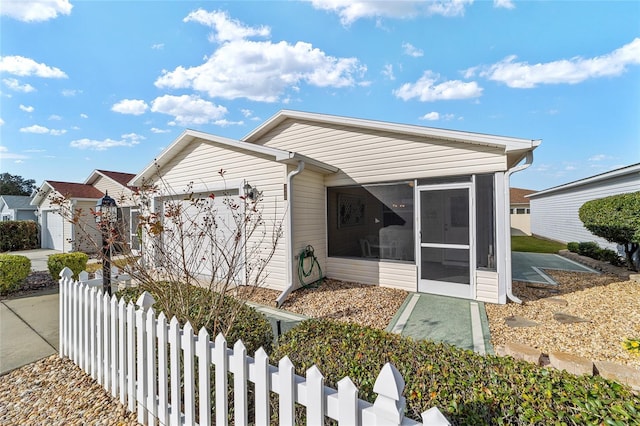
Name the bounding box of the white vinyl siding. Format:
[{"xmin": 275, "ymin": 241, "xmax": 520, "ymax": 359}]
[
  {"xmin": 255, "ymin": 120, "xmax": 506, "ymax": 186},
  {"xmin": 530, "ymin": 171, "xmax": 640, "ymax": 251},
  {"xmin": 476, "ymin": 270, "xmax": 499, "ymax": 303},
  {"xmin": 326, "ymin": 257, "xmax": 417, "ymax": 292},
  {"xmin": 91, "ymin": 175, "xmax": 136, "ymax": 206},
  {"xmin": 73, "ymin": 200, "xmax": 103, "ymax": 254},
  {"xmin": 148, "ymin": 139, "xmax": 289, "ymax": 291},
  {"xmin": 291, "ymin": 168, "xmax": 326, "ymax": 288}
]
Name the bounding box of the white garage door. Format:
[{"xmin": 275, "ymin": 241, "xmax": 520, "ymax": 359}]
[
  {"xmin": 43, "ymin": 210, "xmax": 64, "ymax": 250},
  {"xmin": 162, "ymin": 190, "xmax": 242, "ymax": 284}
]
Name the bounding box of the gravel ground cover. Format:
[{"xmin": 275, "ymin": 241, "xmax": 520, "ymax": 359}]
[{"xmin": 485, "ymin": 270, "xmax": 640, "ymax": 368}]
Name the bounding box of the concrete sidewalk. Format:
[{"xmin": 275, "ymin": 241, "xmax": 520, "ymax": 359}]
[
  {"xmin": 6, "ymin": 248, "xmax": 61, "ymax": 272},
  {"xmin": 0, "ymin": 288, "xmax": 59, "ymax": 375}
]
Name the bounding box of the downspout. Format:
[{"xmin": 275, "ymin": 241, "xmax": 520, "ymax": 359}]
[
  {"xmin": 504, "ymin": 151, "xmax": 534, "ymax": 304},
  {"xmin": 276, "ymin": 160, "xmax": 305, "ymax": 307}
]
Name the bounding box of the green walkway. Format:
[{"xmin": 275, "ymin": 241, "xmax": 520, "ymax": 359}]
[{"xmin": 386, "ymin": 293, "xmax": 493, "ymax": 355}]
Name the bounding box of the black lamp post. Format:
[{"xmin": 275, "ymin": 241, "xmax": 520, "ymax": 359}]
[{"xmin": 96, "ymin": 191, "xmax": 118, "ymax": 296}]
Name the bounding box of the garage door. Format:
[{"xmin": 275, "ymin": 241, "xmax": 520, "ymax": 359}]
[
  {"xmin": 162, "ymin": 190, "xmax": 242, "ymax": 284},
  {"xmin": 43, "ymin": 210, "xmax": 64, "ymax": 250}
]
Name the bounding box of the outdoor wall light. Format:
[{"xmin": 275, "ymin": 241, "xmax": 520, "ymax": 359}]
[
  {"xmin": 95, "ymin": 191, "xmax": 118, "ymax": 295},
  {"xmin": 244, "ymin": 182, "xmax": 261, "ymax": 201}
]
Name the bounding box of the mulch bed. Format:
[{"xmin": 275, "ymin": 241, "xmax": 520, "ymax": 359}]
[{"xmin": 0, "ymin": 272, "xmax": 58, "ymax": 300}]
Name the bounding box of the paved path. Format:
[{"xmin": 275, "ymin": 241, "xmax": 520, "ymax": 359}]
[
  {"xmin": 0, "ymin": 289, "xmax": 59, "ymax": 375},
  {"xmin": 512, "ymin": 252, "xmax": 599, "ymax": 284}
]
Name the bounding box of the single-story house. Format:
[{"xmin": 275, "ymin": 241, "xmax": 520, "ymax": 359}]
[
  {"xmin": 130, "ymin": 110, "xmax": 540, "ymax": 304},
  {"xmin": 31, "ymin": 170, "xmax": 138, "ymax": 252},
  {"xmin": 529, "ymin": 162, "xmax": 640, "ymax": 252},
  {"xmin": 0, "ymin": 195, "xmax": 37, "ymax": 221},
  {"xmin": 509, "ymin": 187, "xmax": 535, "ymax": 236}
]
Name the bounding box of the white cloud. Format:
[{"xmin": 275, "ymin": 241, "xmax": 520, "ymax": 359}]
[
  {"xmin": 493, "ymin": 0, "xmax": 515, "ymax": 9},
  {"xmin": 150, "ymin": 94, "xmax": 228, "ymax": 126},
  {"xmin": 0, "ymin": 0, "xmax": 72, "ymax": 22},
  {"xmin": 240, "ymin": 109, "xmax": 253, "ymax": 118},
  {"xmin": 382, "ymin": 64, "xmax": 395, "ymax": 80},
  {"xmin": 310, "ymin": 0, "xmax": 473, "ymax": 25},
  {"xmin": 151, "ymin": 43, "xmax": 164, "ymax": 50},
  {"xmin": 0, "ymin": 146, "xmax": 28, "ymax": 160},
  {"xmin": 49, "ymin": 114, "xmax": 62, "ymax": 120},
  {"xmin": 402, "ymin": 42, "xmax": 424, "ymax": 57},
  {"xmin": 19, "ymin": 104, "xmax": 34, "ymax": 112},
  {"xmin": 420, "ymin": 111, "xmax": 456, "ymax": 121},
  {"xmin": 112, "ymin": 99, "xmax": 149, "ymax": 115},
  {"xmin": 213, "ymin": 119, "xmax": 244, "ymax": 127},
  {"xmin": 184, "ymin": 9, "xmax": 270, "ymax": 43},
  {"xmin": 70, "ymin": 137, "xmax": 140, "ymax": 151},
  {"xmin": 588, "ymin": 154, "xmax": 608, "ymax": 161},
  {"xmin": 150, "ymin": 127, "xmax": 171, "ymax": 134},
  {"xmin": 80, "ymin": 113, "xmax": 88, "ymax": 119},
  {"xmin": 3, "ymin": 78, "xmax": 35, "ymax": 92},
  {"xmin": 61, "ymin": 89, "xmax": 80, "ymax": 97},
  {"xmin": 19, "ymin": 124, "xmax": 67, "ymax": 135},
  {"xmin": 394, "ymin": 71, "xmax": 483, "ymax": 101},
  {"xmin": 0, "ymin": 118, "xmax": 4, "ymax": 126},
  {"xmin": 0, "ymin": 55, "xmax": 67, "ymax": 78},
  {"xmin": 475, "ymin": 38, "xmax": 640, "ymax": 88},
  {"xmin": 122, "ymin": 133, "xmax": 146, "ymax": 142},
  {"xmin": 155, "ymin": 11, "xmax": 366, "ymax": 102}
]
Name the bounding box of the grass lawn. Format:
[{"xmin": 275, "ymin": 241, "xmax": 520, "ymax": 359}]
[{"xmin": 511, "ymin": 235, "xmax": 566, "ymax": 253}]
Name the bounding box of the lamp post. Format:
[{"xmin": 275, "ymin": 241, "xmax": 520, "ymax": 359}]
[{"xmin": 96, "ymin": 191, "xmax": 118, "ymax": 296}]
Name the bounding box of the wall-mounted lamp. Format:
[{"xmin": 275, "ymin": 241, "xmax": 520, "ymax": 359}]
[{"xmin": 243, "ymin": 182, "xmax": 261, "ymax": 201}]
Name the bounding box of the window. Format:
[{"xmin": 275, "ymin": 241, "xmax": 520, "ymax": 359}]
[
  {"xmin": 327, "ymin": 182, "xmax": 414, "ymax": 261},
  {"xmin": 476, "ymin": 174, "xmax": 496, "ymax": 270}
]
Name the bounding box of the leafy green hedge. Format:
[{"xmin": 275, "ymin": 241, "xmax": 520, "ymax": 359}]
[
  {"xmin": 47, "ymin": 252, "xmax": 88, "ymax": 280},
  {"xmin": 0, "ymin": 254, "xmax": 31, "ymax": 295},
  {"xmin": 116, "ymin": 284, "xmax": 273, "ymax": 355},
  {"xmin": 272, "ymin": 320, "xmax": 640, "ymax": 425},
  {"xmin": 0, "ymin": 220, "xmax": 38, "ymax": 251},
  {"xmin": 568, "ymin": 241, "xmax": 625, "ymax": 266}
]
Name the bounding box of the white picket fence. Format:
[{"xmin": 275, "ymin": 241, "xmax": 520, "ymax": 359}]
[{"xmin": 58, "ymin": 267, "xmax": 449, "ymax": 426}]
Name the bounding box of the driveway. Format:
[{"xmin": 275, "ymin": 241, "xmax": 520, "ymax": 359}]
[{"xmin": 5, "ymin": 249, "xmax": 61, "ymax": 272}]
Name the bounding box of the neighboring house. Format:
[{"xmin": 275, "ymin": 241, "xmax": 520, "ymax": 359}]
[
  {"xmin": 509, "ymin": 187, "xmax": 535, "ymax": 236},
  {"xmin": 0, "ymin": 195, "xmax": 37, "ymax": 221},
  {"xmin": 31, "ymin": 170, "xmax": 138, "ymax": 253},
  {"xmin": 528, "ymin": 163, "xmax": 640, "ymax": 251},
  {"xmin": 130, "ymin": 110, "xmax": 540, "ymax": 304}
]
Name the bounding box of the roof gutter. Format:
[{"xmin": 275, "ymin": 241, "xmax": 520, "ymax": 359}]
[
  {"xmin": 276, "ymin": 160, "xmax": 305, "ymax": 307},
  {"xmin": 504, "ymin": 151, "xmax": 534, "ymax": 304}
]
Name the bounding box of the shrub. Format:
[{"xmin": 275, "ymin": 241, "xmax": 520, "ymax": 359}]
[
  {"xmin": 0, "ymin": 220, "xmax": 38, "ymax": 251},
  {"xmin": 578, "ymin": 241, "xmax": 601, "ymax": 259},
  {"xmin": 567, "ymin": 242, "xmax": 579, "ymax": 253},
  {"xmin": 116, "ymin": 284, "xmax": 273, "ymax": 354},
  {"xmin": 599, "ymin": 248, "xmax": 624, "ymax": 266},
  {"xmin": 272, "ymin": 319, "xmax": 640, "ymax": 425},
  {"xmin": 47, "ymin": 252, "xmax": 88, "ymax": 280},
  {"xmin": 0, "ymin": 254, "xmax": 31, "ymax": 295}
]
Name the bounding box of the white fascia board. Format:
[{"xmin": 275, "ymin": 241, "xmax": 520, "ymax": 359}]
[
  {"xmin": 30, "ymin": 181, "xmax": 54, "ymax": 206},
  {"xmin": 243, "ymin": 109, "xmax": 540, "ymax": 152},
  {"xmin": 528, "ymin": 162, "xmax": 640, "ymax": 198}
]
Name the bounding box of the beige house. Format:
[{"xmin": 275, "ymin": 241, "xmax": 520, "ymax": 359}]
[
  {"xmin": 509, "ymin": 187, "xmax": 535, "ymax": 236},
  {"xmin": 130, "ymin": 110, "xmax": 540, "ymax": 304},
  {"xmin": 31, "ymin": 170, "xmax": 138, "ymax": 253}
]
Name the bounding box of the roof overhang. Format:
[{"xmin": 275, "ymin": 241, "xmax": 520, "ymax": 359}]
[
  {"xmin": 130, "ymin": 129, "xmax": 338, "ymax": 187},
  {"xmin": 528, "ymin": 162, "xmax": 640, "ymax": 198},
  {"xmin": 30, "ymin": 181, "xmax": 55, "ymax": 206},
  {"xmin": 243, "ymin": 109, "xmax": 541, "ymax": 153}
]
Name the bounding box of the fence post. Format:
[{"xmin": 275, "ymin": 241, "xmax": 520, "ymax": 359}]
[
  {"xmin": 278, "ymin": 356, "xmax": 295, "ymax": 426},
  {"xmin": 118, "ymin": 298, "xmax": 127, "ymax": 407},
  {"xmin": 337, "ymin": 376, "xmax": 359, "ymax": 425},
  {"xmin": 213, "ymin": 333, "xmax": 228, "ymax": 426},
  {"xmin": 197, "ymin": 327, "xmax": 211, "ymax": 426},
  {"xmin": 157, "ymin": 312, "xmax": 169, "ymax": 425},
  {"xmin": 232, "ymin": 340, "xmax": 248, "ymax": 426},
  {"xmin": 254, "ymin": 347, "xmax": 270, "ymax": 423},
  {"xmin": 169, "ymin": 316, "xmax": 181, "ymax": 426},
  {"xmin": 136, "ymin": 291, "xmax": 155, "ymax": 425},
  {"xmin": 421, "ymin": 407, "xmax": 451, "ymax": 426},
  {"xmin": 362, "ymin": 363, "xmax": 406, "ymax": 425},
  {"xmin": 58, "ymin": 267, "xmax": 73, "ymax": 358},
  {"xmin": 182, "ymin": 322, "xmax": 196, "ymax": 426},
  {"xmin": 305, "ymin": 366, "xmax": 325, "ymax": 424}
]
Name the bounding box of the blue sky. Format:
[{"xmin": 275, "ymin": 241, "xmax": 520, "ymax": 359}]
[{"xmin": 1, "ymin": 0, "xmax": 638, "ymax": 191}]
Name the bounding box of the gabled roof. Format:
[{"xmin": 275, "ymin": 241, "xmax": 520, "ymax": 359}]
[
  {"xmin": 0, "ymin": 195, "xmax": 36, "ymax": 210},
  {"xmin": 84, "ymin": 169, "xmax": 137, "ymax": 189},
  {"xmin": 130, "ymin": 128, "xmax": 338, "ymax": 187},
  {"xmin": 528, "ymin": 163, "xmax": 640, "ymax": 199},
  {"xmin": 31, "ymin": 180, "xmax": 104, "ymax": 206},
  {"xmin": 510, "ymin": 187, "xmax": 535, "ymax": 205},
  {"xmin": 243, "ymin": 109, "xmax": 541, "ymax": 153}
]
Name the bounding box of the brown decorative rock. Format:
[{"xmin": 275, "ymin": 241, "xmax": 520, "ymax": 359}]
[
  {"xmin": 553, "ymin": 312, "xmax": 589, "ymax": 324},
  {"xmin": 549, "ymin": 351, "xmax": 594, "ymax": 376},
  {"xmin": 504, "ymin": 315, "xmax": 539, "ymax": 328},
  {"xmin": 502, "ymin": 342, "xmax": 542, "ymax": 365},
  {"xmin": 594, "ymin": 361, "xmax": 640, "ymax": 391}
]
